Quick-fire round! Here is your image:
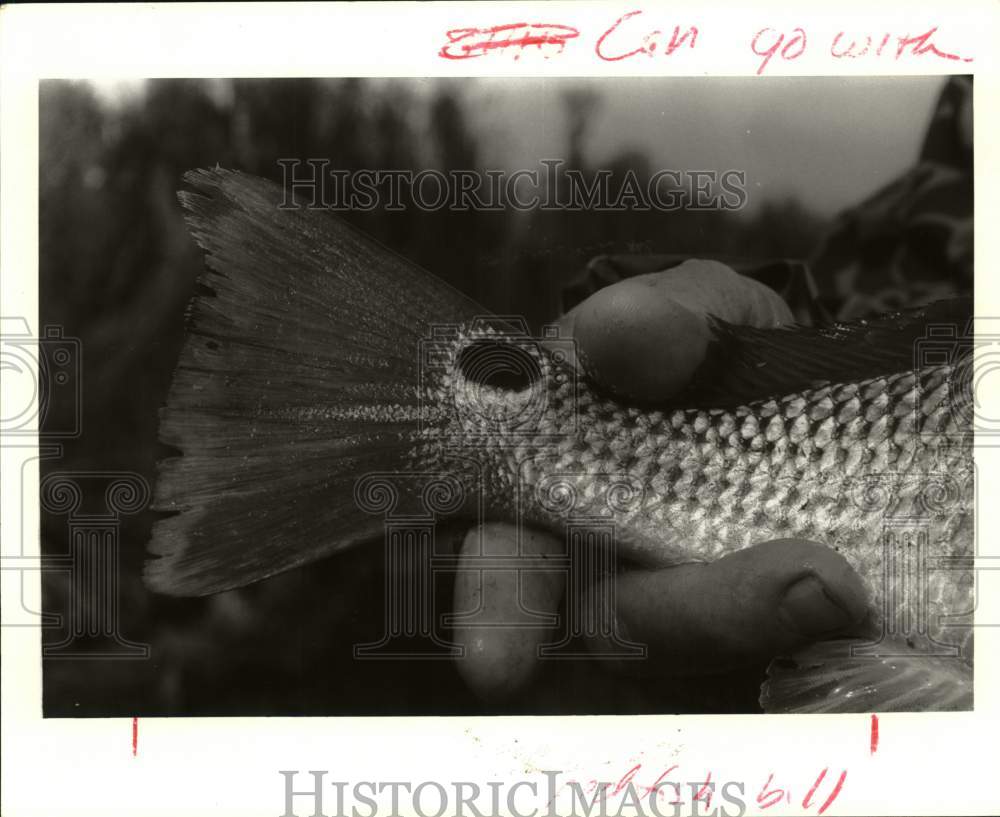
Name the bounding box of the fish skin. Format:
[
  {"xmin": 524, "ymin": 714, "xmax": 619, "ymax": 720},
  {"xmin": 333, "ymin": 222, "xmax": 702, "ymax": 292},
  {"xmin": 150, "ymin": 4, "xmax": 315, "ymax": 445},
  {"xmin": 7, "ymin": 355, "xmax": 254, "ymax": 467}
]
[
  {"xmin": 405, "ymin": 326, "xmax": 974, "ymax": 663},
  {"xmin": 149, "ymin": 169, "xmax": 974, "ymax": 711}
]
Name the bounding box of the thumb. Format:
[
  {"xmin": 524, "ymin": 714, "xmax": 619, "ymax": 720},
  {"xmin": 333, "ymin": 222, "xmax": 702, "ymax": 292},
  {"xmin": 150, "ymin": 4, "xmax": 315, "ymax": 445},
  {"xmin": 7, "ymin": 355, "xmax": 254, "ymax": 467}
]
[
  {"xmin": 593, "ymin": 538, "xmax": 871, "ymax": 675},
  {"xmin": 563, "ymin": 259, "xmax": 792, "ymax": 402}
]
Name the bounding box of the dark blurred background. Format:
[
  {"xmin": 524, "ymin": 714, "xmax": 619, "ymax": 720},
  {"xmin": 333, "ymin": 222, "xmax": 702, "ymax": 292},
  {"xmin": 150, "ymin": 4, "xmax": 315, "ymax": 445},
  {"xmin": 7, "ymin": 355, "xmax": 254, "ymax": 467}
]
[{"xmin": 39, "ymin": 77, "xmax": 972, "ymax": 716}]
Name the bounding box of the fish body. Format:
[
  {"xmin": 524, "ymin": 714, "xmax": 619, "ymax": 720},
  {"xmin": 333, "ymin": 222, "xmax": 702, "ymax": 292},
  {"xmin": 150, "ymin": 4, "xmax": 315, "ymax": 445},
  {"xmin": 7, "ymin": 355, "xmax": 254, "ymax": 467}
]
[
  {"xmin": 149, "ymin": 169, "xmax": 974, "ymax": 712},
  {"xmin": 405, "ymin": 328, "xmax": 974, "ymax": 659}
]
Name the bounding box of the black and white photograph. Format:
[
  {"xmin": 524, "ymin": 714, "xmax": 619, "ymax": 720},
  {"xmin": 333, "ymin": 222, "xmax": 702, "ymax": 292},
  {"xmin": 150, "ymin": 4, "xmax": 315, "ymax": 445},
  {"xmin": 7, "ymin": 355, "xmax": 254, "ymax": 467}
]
[
  {"xmin": 3, "ymin": 4, "xmax": 999, "ymax": 817},
  {"xmin": 36, "ymin": 75, "xmax": 974, "ymax": 716}
]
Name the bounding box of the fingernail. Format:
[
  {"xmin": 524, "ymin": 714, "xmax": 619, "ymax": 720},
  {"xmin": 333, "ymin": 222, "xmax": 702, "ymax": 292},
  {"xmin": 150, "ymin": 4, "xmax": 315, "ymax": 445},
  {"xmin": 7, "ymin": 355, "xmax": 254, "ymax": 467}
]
[{"xmin": 779, "ymin": 576, "xmax": 854, "ymax": 637}]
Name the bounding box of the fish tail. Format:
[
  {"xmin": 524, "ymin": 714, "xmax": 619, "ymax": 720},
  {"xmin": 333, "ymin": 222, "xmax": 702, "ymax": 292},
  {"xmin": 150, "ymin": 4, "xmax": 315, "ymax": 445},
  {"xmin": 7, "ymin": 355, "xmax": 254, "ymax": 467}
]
[{"xmin": 147, "ymin": 168, "xmax": 482, "ymax": 596}]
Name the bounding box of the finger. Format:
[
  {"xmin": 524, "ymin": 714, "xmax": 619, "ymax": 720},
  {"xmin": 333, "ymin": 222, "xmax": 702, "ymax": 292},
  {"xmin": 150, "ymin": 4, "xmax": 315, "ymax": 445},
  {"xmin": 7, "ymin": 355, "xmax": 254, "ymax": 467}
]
[
  {"xmin": 595, "ymin": 539, "xmax": 869, "ymax": 675},
  {"xmin": 452, "ymin": 523, "xmax": 565, "ymax": 701},
  {"xmin": 568, "ymin": 259, "xmax": 793, "ymax": 402}
]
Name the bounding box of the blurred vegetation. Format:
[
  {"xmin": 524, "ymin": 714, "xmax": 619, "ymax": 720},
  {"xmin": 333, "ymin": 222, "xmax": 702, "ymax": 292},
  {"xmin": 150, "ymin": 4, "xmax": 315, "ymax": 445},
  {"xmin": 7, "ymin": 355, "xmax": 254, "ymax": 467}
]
[{"xmin": 40, "ymin": 78, "xmax": 959, "ymax": 716}]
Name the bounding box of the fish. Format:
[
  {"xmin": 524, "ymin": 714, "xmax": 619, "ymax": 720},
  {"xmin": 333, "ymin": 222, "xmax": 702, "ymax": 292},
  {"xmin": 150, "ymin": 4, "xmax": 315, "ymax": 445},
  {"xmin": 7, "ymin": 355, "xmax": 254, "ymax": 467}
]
[{"xmin": 147, "ymin": 168, "xmax": 975, "ymax": 713}]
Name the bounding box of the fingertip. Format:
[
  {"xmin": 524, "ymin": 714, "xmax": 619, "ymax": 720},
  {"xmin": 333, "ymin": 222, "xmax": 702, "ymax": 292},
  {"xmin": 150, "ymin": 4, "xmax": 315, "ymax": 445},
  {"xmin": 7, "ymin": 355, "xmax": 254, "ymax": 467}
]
[
  {"xmin": 567, "ymin": 260, "xmax": 792, "ymax": 402},
  {"xmin": 574, "ymin": 276, "xmax": 712, "ymax": 401},
  {"xmin": 605, "ymin": 538, "xmax": 871, "ymax": 675},
  {"xmin": 452, "ymin": 525, "xmax": 565, "ymax": 701},
  {"xmin": 746, "ymin": 539, "xmax": 869, "ymax": 632}
]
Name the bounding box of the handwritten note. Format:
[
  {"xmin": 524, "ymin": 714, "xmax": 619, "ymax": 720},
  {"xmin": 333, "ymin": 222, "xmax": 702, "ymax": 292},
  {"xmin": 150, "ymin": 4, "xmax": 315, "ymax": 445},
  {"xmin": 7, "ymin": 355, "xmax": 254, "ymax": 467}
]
[
  {"xmin": 438, "ymin": 10, "xmax": 974, "ymax": 72},
  {"xmin": 551, "ymin": 763, "xmax": 848, "ymax": 815}
]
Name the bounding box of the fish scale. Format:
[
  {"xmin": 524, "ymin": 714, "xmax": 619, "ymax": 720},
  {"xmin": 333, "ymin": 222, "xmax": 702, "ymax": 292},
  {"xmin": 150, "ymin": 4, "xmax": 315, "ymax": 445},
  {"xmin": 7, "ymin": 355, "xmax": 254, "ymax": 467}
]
[
  {"xmin": 419, "ymin": 338, "xmax": 973, "ymax": 660},
  {"xmin": 149, "ymin": 168, "xmax": 974, "ymax": 712}
]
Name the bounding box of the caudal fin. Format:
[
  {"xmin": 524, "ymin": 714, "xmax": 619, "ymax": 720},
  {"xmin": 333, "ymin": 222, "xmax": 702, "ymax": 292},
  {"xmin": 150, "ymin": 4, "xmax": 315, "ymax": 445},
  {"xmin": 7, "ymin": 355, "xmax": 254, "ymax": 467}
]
[{"xmin": 146, "ymin": 168, "xmax": 482, "ymax": 596}]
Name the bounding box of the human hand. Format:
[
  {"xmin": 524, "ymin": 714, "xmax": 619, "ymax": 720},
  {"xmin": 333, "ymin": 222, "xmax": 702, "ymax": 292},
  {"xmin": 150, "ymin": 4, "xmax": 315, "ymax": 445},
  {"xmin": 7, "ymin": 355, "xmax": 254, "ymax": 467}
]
[{"xmin": 452, "ymin": 259, "xmax": 870, "ymax": 702}]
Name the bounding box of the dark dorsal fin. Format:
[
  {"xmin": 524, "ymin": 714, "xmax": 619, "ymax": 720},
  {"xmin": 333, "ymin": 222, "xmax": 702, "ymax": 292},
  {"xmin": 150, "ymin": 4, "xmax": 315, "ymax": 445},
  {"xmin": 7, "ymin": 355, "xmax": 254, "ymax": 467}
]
[{"xmin": 673, "ymin": 296, "xmax": 972, "ymax": 408}]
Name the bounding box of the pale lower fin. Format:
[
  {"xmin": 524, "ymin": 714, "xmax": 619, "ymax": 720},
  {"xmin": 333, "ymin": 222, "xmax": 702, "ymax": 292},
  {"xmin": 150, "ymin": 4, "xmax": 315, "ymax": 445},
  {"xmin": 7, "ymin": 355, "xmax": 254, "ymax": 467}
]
[{"xmin": 760, "ymin": 637, "xmax": 973, "ymax": 713}]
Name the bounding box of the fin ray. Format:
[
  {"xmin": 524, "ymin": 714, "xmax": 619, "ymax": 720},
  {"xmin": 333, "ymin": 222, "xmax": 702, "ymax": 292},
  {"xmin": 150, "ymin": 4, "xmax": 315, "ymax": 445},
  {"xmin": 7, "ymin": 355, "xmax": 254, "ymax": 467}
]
[
  {"xmin": 147, "ymin": 169, "xmax": 482, "ymax": 596},
  {"xmin": 677, "ymin": 297, "xmax": 972, "ymax": 407},
  {"xmin": 760, "ymin": 637, "xmax": 973, "ymax": 713}
]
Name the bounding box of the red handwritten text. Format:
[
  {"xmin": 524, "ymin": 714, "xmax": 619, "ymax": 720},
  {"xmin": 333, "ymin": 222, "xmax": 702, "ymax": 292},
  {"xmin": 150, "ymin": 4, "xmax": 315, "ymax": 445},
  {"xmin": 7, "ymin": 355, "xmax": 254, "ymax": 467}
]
[
  {"xmin": 757, "ymin": 773, "xmax": 790, "ymax": 809},
  {"xmin": 832, "ymin": 26, "xmax": 973, "ymax": 62},
  {"xmin": 437, "ymin": 16, "xmax": 974, "ymax": 72},
  {"xmin": 759, "ymin": 768, "xmax": 847, "ymax": 813},
  {"xmin": 751, "ymin": 27, "xmax": 807, "ymax": 75},
  {"xmin": 439, "ymin": 22, "xmax": 579, "ymax": 60},
  {"xmin": 558, "ymin": 764, "xmax": 849, "ymax": 814},
  {"xmin": 595, "ymin": 10, "xmax": 698, "ymax": 61}
]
